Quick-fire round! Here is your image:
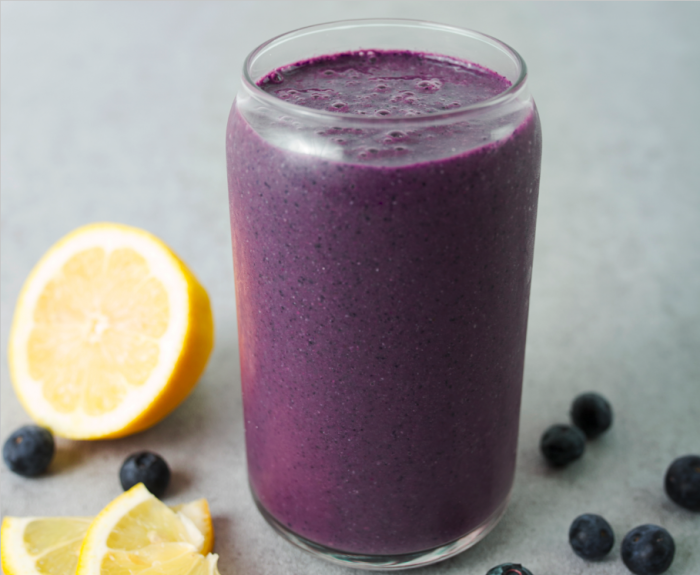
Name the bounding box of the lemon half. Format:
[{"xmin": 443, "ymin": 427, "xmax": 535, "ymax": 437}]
[{"xmin": 9, "ymin": 223, "xmax": 214, "ymax": 439}]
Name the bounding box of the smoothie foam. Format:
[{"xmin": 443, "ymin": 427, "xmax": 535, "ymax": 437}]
[{"xmin": 228, "ymin": 49, "xmax": 541, "ymax": 555}]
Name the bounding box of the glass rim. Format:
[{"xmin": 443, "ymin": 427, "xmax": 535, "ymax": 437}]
[{"xmin": 241, "ymin": 18, "xmax": 529, "ymax": 125}]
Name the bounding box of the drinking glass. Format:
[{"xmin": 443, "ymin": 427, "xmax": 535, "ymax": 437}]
[{"xmin": 227, "ymin": 19, "xmax": 542, "ymax": 570}]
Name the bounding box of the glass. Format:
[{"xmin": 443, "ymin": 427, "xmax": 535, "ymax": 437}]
[{"xmin": 227, "ymin": 19, "xmax": 542, "ymax": 570}]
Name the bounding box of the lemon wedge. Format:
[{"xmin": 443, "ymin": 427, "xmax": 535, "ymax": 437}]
[
  {"xmin": 77, "ymin": 485, "xmax": 219, "ymax": 575},
  {"xmin": 0, "ymin": 498, "xmax": 214, "ymax": 575},
  {"xmin": 171, "ymin": 499, "xmax": 215, "ymax": 555},
  {"xmin": 8, "ymin": 222, "xmax": 214, "ymax": 439},
  {"xmin": 96, "ymin": 543, "xmax": 220, "ymax": 575},
  {"xmin": 1, "ymin": 516, "xmax": 91, "ymax": 575}
]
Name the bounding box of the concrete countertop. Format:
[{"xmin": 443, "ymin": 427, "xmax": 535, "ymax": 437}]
[{"xmin": 2, "ymin": 3, "xmax": 698, "ymax": 574}]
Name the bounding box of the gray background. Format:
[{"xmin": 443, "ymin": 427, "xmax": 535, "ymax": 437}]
[{"xmin": 1, "ymin": 2, "xmax": 698, "ymax": 574}]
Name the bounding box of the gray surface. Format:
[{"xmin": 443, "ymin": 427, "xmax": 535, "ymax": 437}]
[{"xmin": 1, "ymin": 2, "xmax": 699, "ymax": 574}]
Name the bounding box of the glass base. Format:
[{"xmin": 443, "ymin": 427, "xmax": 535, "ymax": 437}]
[{"xmin": 254, "ymin": 492, "xmax": 510, "ymax": 571}]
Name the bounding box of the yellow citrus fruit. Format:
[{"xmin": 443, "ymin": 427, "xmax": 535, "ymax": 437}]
[
  {"xmin": 0, "ymin": 498, "xmax": 214, "ymax": 575},
  {"xmin": 171, "ymin": 499, "xmax": 215, "ymax": 555},
  {"xmin": 1, "ymin": 516, "xmax": 91, "ymax": 575},
  {"xmin": 8, "ymin": 222, "xmax": 214, "ymax": 439},
  {"xmin": 76, "ymin": 484, "xmax": 219, "ymax": 575}
]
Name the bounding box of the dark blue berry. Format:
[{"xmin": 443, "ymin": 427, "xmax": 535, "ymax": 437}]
[
  {"xmin": 3, "ymin": 425, "xmax": 55, "ymax": 477},
  {"xmin": 540, "ymin": 424, "xmax": 586, "ymax": 466},
  {"xmin": 569, "ymin": 513, "xmax": 615, "ymax": 560},
  {"xmin": 119, "ymin": 451, "xmax": 170, "ymax": 498},
  {"xmin": 571, "ymin": 392, "xmax": 613, "ymax": 439},
  {"xmin": 621, "ymin": 524, "xmax": 675, "ymax": 575},
  {"xmin": 485, "ymin": 564, "xmax": 534, "ymax": 575},
  {"xmin": 664, "ymin": 454, "xmax": 700, "ymax": 511}
]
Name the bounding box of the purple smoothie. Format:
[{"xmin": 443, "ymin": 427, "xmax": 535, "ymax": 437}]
[{"xmin": 227, "ymin": 49, "xmax": 541, "ymax": 555}]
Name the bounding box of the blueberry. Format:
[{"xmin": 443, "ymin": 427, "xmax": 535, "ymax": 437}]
[
  {"xmin": 540, "ymin": 424, "xmax": 586, "ymax": 466},
  {"xmin": 119, "ymin": 451, "xmax": 170, "ymax": 498},
  {"xmin": 485, "ymin": 564, "xmax": 534, "ymax": 575},
  {"xmin": 2, "ymin": 425, "xmax": 56, "ymax": 477},
  {"xmin": 664, "ymin": 454, "xmax": 700, "ymax": 511},
  {"xmin": 571, "ymin": 392, "xmax": 613, "ymax": 439},
  {"xmin": 568, "ymin": 513, "xmax": 615, "ymax": 560},
  {"xmin": 621, "ymin": 524, "xmax": 675, "ymax": 575},
  {"xmin": 3, "ymin": 425, "xmax": 55, "ymax": 477}
]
